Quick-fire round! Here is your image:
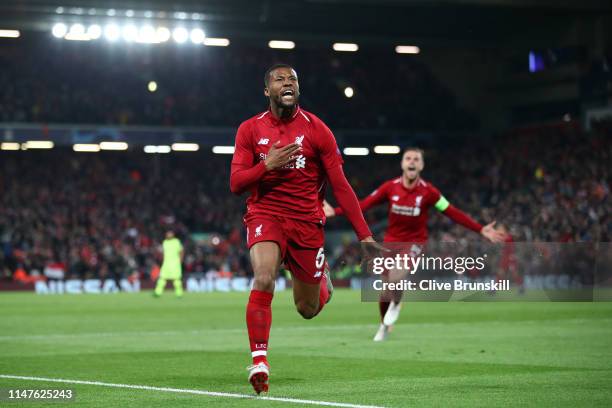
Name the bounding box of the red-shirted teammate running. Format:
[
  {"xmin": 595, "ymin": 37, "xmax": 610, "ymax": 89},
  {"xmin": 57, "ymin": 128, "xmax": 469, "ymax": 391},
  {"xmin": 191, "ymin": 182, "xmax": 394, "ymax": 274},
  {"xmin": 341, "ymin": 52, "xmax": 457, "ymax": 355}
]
[
  {"xmin": 230, "ymin": 64, "xmax": 375, "ymax": 394},
  {"xmin": 324, "ymin": 147, "xmax": 507, "ymax": 341}
]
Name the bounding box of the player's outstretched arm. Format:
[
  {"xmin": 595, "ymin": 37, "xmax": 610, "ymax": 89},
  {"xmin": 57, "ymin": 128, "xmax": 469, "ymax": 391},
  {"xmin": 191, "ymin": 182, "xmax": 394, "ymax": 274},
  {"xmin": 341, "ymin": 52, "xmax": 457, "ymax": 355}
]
[
  {"xmin": 327, "ymin": 182, "xmax": 389, "ymax": 218},
  {"xmin": 436, "ymin": 196, "xmax": 507, "ymax": 243},
  {"xmin": 326, "ymin": 165, "xmax": 373, "ymax": 241}
]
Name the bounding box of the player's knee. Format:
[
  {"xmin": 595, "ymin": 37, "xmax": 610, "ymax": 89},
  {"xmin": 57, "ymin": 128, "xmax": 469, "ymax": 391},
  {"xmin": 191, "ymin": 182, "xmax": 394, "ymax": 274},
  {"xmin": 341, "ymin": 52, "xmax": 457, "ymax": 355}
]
[
  {"xmin": 295, "ymin": 300, "xmax": 318, "ymax": 320},
  {"xmin": 252, "ymin": 272, "xmax": 275, "ymax": 292}
]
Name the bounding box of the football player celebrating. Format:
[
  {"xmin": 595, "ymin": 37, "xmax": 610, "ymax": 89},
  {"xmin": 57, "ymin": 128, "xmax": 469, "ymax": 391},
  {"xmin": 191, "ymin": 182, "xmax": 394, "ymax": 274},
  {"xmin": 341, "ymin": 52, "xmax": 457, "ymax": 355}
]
[
  {"xmin": 230, "ymin": 64, "xmax": 375, "ymax": 393},
  {"xmin": 324, "ymin": 147, "xmax": 507, "ymax": 341}
]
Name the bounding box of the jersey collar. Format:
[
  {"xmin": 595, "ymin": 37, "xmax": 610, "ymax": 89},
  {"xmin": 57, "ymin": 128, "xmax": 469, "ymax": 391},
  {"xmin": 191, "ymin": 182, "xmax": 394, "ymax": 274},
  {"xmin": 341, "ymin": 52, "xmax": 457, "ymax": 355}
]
[
  {"xmin": 267, "ymin": 105, "xmax": 301, "ymax": 125},
  {"xmin": 401, "ymin": 176, "xmax": 422, "ymax": 190}
]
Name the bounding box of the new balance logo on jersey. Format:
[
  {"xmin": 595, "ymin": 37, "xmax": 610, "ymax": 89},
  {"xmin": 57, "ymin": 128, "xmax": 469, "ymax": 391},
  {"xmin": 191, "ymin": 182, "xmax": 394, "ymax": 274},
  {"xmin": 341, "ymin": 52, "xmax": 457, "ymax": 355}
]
[
  {"xmin": 392, "ymin": 195, "xmax": 400, "ymax": 202},
  {"xmin": 257, "ymin": 138, "xmax": 269, "ymax": 145},
  {"xmin": 295, "ymin": 155, "xmax": 306, "ymax": 169},
  {"xmin": 295, "ymin": 135, "xmax": 304, "ymax": 146},
  {"xmin": 255, "ymin": 224, "xmax": 263, "ymax": 237}
]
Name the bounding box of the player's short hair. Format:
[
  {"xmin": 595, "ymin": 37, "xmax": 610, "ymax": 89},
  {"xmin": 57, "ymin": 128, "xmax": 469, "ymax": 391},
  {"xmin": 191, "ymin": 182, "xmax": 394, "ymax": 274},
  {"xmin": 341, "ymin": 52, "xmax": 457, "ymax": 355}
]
[
  {"xmin": 403, "ymin": 147, "xmax": 425, "ymax": 160},
  {"xmin": 264, "ymin": 63, "xmax": 296, "ymax": 87}
]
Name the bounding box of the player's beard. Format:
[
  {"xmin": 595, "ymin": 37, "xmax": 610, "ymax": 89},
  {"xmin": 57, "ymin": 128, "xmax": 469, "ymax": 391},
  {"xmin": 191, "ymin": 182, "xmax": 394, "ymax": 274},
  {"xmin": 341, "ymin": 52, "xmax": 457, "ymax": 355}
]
[
  {"xmin": 274, "ymin": 94, "xmax": 299, "ymax": 116},
  {"xmin": 276, "ymin": 94, "xmax": 300, "ymax": 110}
]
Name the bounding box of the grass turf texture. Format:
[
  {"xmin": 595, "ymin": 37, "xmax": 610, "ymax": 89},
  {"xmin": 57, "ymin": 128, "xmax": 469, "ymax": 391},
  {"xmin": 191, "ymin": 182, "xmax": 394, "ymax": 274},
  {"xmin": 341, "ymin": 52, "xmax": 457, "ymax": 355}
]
[{"xmin": 1, "ymin": 290, "xmax": 611, "ymax": 407}]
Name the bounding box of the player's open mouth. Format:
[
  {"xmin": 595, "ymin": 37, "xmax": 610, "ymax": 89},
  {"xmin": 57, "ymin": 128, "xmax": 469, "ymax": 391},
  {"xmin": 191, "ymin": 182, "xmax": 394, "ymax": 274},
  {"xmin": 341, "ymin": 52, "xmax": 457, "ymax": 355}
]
[
  {"xmin": 408, "ymin": 166, "xmax": 416, "ymax": 171},
  {"xmin": 281, "ymin": 90, "xmax": 294, "ymax": 96}
]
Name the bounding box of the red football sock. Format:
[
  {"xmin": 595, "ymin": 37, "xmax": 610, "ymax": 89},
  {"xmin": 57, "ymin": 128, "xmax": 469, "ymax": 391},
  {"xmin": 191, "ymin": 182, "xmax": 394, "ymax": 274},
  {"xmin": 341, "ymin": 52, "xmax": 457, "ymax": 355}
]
[
  {"xmin": 316, "ymin": 273, "xmax": 330, "ymax": 315},
  {"xmin": 379, "ymin": 300, "xmax": 390, "ymax": 322},
  {"xmin": 246, "ymin": 290, "xmax": 273, "ymax": 365}
]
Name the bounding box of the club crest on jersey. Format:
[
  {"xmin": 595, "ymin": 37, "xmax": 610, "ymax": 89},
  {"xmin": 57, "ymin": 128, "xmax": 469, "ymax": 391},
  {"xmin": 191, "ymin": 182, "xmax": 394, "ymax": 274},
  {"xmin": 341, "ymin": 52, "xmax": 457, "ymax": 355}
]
[
  {"xmin": 257, "ymin": 138, "xmax": 269, "ymax": 145},
  {"xmin": 295, "ymin": 135, "xmax": 304, "ymax": 146},
  {"xmin": 391, "ymin": 195, "xmax": 400, "ymax": 201},
  {"xmin": 415, "ymin": 195, "xmax": 423, "ymax": 207},
  {"xmin": 255, "ymin": 224, "xmax": 263, "ymax": 237}
]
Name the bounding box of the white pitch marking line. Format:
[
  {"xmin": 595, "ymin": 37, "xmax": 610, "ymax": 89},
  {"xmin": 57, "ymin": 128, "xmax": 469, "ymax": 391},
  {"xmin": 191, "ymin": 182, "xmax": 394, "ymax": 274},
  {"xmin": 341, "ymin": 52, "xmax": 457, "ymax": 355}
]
[{"xmin": 0, "ymin": 374, "xmax": 386, "ymax": 408}]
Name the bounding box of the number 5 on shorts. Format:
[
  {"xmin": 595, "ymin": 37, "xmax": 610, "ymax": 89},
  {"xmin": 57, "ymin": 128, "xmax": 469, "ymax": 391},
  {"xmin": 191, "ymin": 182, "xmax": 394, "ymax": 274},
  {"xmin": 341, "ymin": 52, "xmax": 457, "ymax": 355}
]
[{"xmin": 315, "ymin": 247, "xmax": 325, "ymax": 269}]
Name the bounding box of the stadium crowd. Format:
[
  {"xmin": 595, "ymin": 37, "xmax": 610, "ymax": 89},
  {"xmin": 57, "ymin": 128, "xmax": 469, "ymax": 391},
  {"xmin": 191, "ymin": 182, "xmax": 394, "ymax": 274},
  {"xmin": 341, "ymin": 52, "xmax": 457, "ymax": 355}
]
[
  {"xmin": 0, "ymin": 36, "xmax": 476, "ymax": 131},
  {"xmin": 0, "ymin": 122, "xmax": 609, "ymax": 282}
]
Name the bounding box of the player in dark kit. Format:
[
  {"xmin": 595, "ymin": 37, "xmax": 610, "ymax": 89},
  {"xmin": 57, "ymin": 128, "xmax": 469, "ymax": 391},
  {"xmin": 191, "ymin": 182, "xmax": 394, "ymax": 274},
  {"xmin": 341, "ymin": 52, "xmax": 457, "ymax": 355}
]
[
  {"xmin": 230, "ymin": 64, "xmax": 375, "ymax": 394},
  {"xmin": 324, "ymin": 147, "xmax": 507, "ymax": 341}
]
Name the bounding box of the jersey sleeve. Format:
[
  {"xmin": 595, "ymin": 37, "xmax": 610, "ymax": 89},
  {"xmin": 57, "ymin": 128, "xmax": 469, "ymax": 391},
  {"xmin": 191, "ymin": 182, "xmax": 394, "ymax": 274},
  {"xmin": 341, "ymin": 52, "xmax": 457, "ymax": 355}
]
[
  {"xmin": 231, "ymin": 121, "xmax": 254, "ymax": 166},
  {"xmin": 315, "ymin": 119, "xmax": 344, "ymax": 170},
  {"xmin": 334, "ymin": 180, "xmax": 390, "ymax": 216},
  {"xmin": 427, "ymin": 183, "xmax": 445, "ymax": 210},
  {"xmin": 429, "ymin": 183, "xmax": 482, "ymax": 233},
  {"xmin": 230, "ymin": 120, "xmax": 268, "ymax": 194}
]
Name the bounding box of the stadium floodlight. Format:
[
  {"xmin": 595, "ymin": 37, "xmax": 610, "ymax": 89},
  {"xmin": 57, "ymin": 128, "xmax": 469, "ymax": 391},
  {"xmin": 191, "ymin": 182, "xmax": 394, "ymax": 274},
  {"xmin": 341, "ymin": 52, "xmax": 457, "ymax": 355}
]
[
  {"xmin": 204, "ymin": 37, "xmax": 230, "ymax": 47},
  {"xmin": 333, "ymin": 42, "xmax": 358, "ymax": 52},
  {"xmin": 25, "ymin": 141, "xmax": 54, "ymax": 149},
  {"xmin": 87, "ymin": 24, "xmax": 102, "ymax": 40},
  {"xmin": 69, "ymin": 24, "xmax": 85, "ymax": 35},
  {"xmin": 73, "ymin": 143, "xmax": 101, "ymax": 152},
  {"xmin": 374, "ymin": 145, "xmax": 401, "ymax": 154},
  {"xmin": 343, "ymin": 147, "xmax": 369, "ymax": 156},
  {"xmin": 144, "ymin": 11, "xmax": 154, "ymax": 18},
  {"xmin": 65, "ymin": 33, "xmax": 90, "ymax": 41},
  {"xmin": 64, "ymin": 24, "xmax": 90, "ymax": 40},
  {"xmin": 156, "ymin": 27, "xmax": 171, "ymax": 42},
  {"xmin": 138, "ymin": 25, "xmax": 158, "ymax": 43},
  {"xmin": 122, "ymin": 25, "xmax": 138, "ymax": 42},
  {"xmin": 99, "ymin": 141, "xmax": 128, "ymax": 150},
  {"xmin": 56, "ymin": 7, "xmax": 64, "ymax": 14},
  {"xmin": 344, "ymin": 87, "xmax": 354, "ymax": 98},
  {"xmin": 395, "ymin": 45, "xmax": 420, "ymax": 54},
  {"xmin": 172, "ymin": 143, "xmax": 199, "ymax": 152},
  {"xmin": 125, "ymin": 10, "xmax": 135, "ymax": 17},
  {"xmin": 104, "ymin": 24, "xmax": 120, "ymax": 41},
  {"xmin": 107, "ymin": 9, "xmax": 116, "ymax": 17},
  {"xmin": 0, "ymin": 29, "xmax": 20, "ymax": 38},
  {"xmin": 212, "ymin": 146, "xmax": 235, "ymax": 154},
  {"xmin": 52, "ymin": 23, "xmax": 67, "ymax": 38},
  {"xmin": 172, "ymin": 27, "xmax": 189, "ymax": 43},
  {"xmin": 144, "ymin": 145, "xmax": 171, "ymax": 153},
  {"xmin": 268, "ymin": 40, "xmax": 295, "ymax": 49},
  {"xmin": 190, "ymin": 28, "xmax": 206, "ymax": 44},
  {"xmin": 147, "ymin": 81, "xmax": 158, "ymax": 92},
  {"xmin": 0, "ymin": 142, "xmax": 20, "ymax": 151}
]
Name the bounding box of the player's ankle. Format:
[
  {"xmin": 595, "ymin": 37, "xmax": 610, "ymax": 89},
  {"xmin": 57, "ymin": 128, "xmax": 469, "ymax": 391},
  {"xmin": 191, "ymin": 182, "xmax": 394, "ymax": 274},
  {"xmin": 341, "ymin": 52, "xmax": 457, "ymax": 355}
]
[{"xmin": 253, "ymin": 356, "xmax": 268, "ymax": 366}]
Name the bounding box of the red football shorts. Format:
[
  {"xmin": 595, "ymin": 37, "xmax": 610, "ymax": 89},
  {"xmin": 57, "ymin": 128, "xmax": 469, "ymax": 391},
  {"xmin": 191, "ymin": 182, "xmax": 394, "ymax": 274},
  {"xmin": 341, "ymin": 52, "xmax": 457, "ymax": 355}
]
[{"xmin": 245, "ymin": 213, "xmax": 326, "ymax": 284}]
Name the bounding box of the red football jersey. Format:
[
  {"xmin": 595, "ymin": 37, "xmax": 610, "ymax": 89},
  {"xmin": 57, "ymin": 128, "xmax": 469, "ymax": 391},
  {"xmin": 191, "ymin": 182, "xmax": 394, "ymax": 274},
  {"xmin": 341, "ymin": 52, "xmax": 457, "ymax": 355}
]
[
  {"xmin": 232, "ymin": 107, "xmax": 343, "ymax": 223},
  {"xmin": 362, "ymin": 177, "xmax": 441, "ymax": 243}
]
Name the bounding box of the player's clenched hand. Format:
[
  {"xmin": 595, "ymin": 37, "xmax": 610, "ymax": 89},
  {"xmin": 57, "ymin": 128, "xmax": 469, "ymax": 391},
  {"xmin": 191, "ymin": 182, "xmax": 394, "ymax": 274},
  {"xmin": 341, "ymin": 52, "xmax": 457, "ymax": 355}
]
[
  {"xmin": 264, "ymin": 141, "xmax": 301, "ymax": 171},
  {"xmin": 481, "ymin": 221, "xmax": 508, "ymax": 243},
  {"xmin": 322, "ymin": 200, "xmax": 336, "ymax": 218}
]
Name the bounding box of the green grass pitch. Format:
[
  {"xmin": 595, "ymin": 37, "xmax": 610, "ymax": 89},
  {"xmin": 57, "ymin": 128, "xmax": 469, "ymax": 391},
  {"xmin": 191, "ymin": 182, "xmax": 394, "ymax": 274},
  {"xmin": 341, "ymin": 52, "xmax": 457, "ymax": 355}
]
[{"xmin": 1, "ymin": 290, "xmax": 611, "ymax": 407}]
